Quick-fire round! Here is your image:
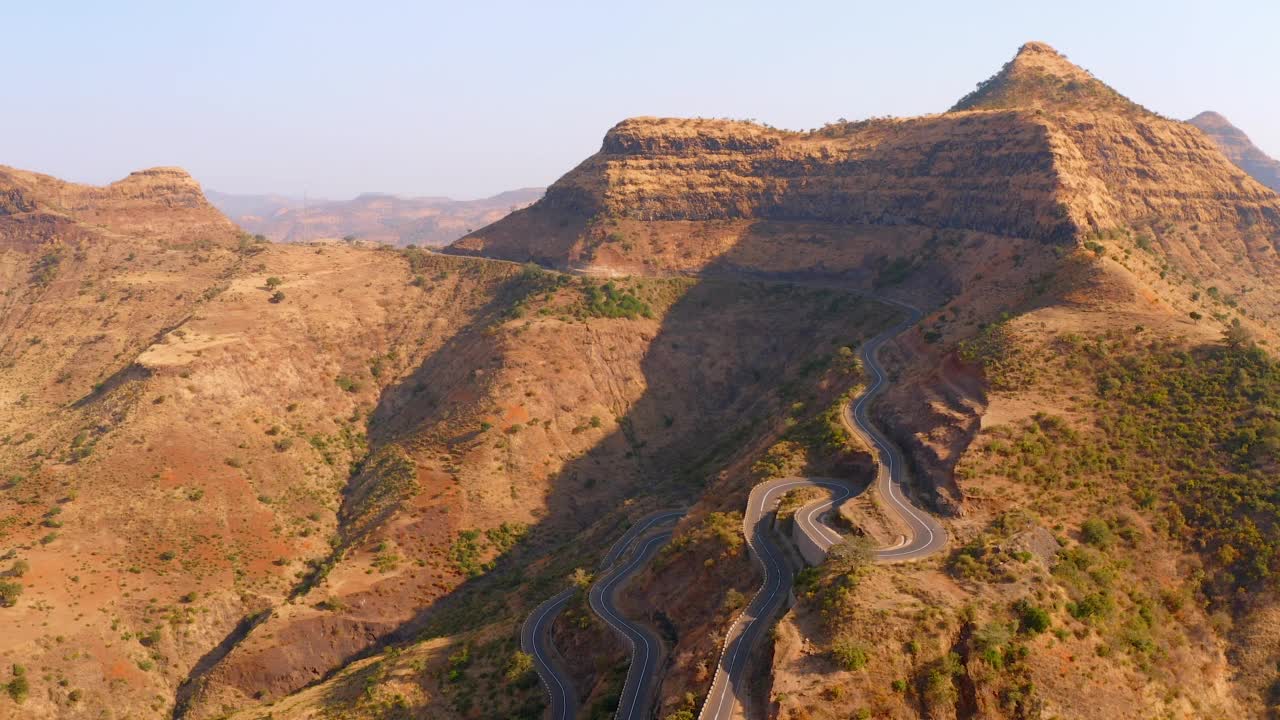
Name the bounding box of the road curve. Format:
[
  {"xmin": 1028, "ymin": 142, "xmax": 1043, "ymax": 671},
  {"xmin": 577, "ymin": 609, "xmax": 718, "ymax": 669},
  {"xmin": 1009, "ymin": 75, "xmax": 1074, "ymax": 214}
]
[
  {"xmin": 697, "ymin": 298, "xmax": 947, "ymax": 720},
  {"xmin": 522, "ymin": 509, "xmax": 683, "ymax": 720},
  {"xmin": 845, "ymin": 299, "xmax": 948, "ymax": 560},
  {"xmin": 589, "ymin": 532, "xmax": 674, "ymax": 720},
  {"xmin": 521, "ymin": 589, "xmax": 576, "ymax": 720}
]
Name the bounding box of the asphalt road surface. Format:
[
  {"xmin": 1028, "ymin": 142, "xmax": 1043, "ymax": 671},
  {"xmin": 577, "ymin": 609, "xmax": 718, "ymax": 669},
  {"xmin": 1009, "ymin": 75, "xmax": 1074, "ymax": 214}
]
[
  {"xmin": 589, "ymin": 531, "xmax": 674, "ymax": 720},
  {"xmin": 522, "ymin": 509, "xmax": 682, "ymax": 720},
  {"xmin": 697, "ymin": 298, "xmax": 947, "ymax": 720}
]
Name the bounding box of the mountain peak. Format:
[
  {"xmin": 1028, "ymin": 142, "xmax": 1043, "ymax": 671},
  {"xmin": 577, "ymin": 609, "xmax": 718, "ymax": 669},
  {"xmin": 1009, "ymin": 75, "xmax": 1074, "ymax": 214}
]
[
  {"xmin": 1188, "ymin": 111, "xmax": 1280, "ymax": 192},
  {"xmin": 1015, "ymin": 40, "xmax": 1064, "ymax": 58},
  {"xmin": 1188, "ymin": 111, "xmax": 1250, "ymax": 143},
  {"xmin": 950, "ymin": 42, "xmax": 1143, "ymax": 114},
  {"xmin": 1188, "ymin": 111, "xmax": 1237, "ymax": 133}
]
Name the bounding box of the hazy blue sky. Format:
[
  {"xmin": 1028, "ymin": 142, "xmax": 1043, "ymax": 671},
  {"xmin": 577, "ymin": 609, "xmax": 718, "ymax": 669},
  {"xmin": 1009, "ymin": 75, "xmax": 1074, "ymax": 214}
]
[{"xmin": 6, "ymin": 0, "xmax": 1276, "ymax": 199}]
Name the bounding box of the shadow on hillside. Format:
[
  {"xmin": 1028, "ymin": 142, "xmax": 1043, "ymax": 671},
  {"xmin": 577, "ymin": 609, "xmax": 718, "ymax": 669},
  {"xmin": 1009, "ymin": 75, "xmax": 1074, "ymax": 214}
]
[
  {"xmin": 187, "ymin": 222, "xmax": 964, "ymax": 716},
  {"xmin": 344, "ymin": 225, "xmax": 941, "ymax": 700},
  {"xmin": 373, "ymin": 275, "xmax": 903, "ymax": 632}
]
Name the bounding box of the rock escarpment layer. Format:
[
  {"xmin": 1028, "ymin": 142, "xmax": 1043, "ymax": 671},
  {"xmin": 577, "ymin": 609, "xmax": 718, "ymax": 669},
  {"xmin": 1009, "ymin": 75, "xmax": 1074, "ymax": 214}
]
[
  {"xmin": 0, "ymin": 164, "xmax": 236, "ymax": 241},
  {"xmin": 449, "ymin": 42, "xmax": 1280, "ymax": 283}
]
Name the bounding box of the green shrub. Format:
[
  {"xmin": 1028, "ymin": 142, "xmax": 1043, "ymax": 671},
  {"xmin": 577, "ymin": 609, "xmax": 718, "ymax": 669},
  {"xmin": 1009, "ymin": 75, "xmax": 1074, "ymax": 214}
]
[
  {"xmin": 1015, "ymin": 600, "xmax": 1051, "ymax": 634},
  {"xmin": 504, "ymin": 650, "xmax": 534, "ymax": 682},
  {"xmin": 139, "ymin": 628, "xmax": 162, "ymax": 647},
  {"xmin": 5, "ymin": 673, "xmax": 28, "ymax": 703},
  {"xmin": 0, "ymin": 581, "xmax": 21, "ymax": 607},
  {"xmin": 1068, "ymin": 592, "xmax": 1114, "ymax": 622},
  {"xmin": 832, "ymin": 639, "xmax": 869, "ymax": 670},
  {"xmin": 446, "ymin": 644, "xmax": 470, "ymax": 682},
  {"xmin": 579, "ymin": 281, "xmax": 652, "ymax": 319},
  {"xmin": 30, "ymin": 250, "xmax": 62, "ymax": 287},
  {"xmin": 448, "ymin": 530, "xmax": 485, "ymax": 577},
  {"xmin": 1080, "ymin": 518, "xmax": 1113, "ymax": 548}
]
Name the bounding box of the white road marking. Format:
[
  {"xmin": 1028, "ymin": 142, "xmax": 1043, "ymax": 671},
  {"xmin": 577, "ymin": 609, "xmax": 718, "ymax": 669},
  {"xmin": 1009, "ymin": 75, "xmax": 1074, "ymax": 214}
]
[{"xmin": 698, "ymin": 299, "xmax": 948, "ymax": 720}]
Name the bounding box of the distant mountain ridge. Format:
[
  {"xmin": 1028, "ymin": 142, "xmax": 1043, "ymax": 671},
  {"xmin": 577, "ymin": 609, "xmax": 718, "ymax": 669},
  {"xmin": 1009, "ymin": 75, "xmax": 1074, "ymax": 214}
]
[
  {"xmin": 208, "ymin": 186, "xmax": 543, "ymax": 247},
  {"xmin": 1188, "ymin": 111, "xmax": 1280, "ymax": 192}
]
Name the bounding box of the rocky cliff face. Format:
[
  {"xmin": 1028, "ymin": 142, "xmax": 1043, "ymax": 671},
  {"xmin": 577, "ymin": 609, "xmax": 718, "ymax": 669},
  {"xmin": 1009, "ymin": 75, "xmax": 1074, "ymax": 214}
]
[
  {"xmin": 0, "ymin": 165, "xmax": 237, "ymax": 242},
  {"xmin": 453, "ymin": 44, "xmax": 1279, "ymax": 274},
  {"xmin": 1189, "ymin": 110, "xmax": 1280, "ymax": 192},
  {"xmin": 443, "ymin": 42, "xmax": 1280, "ymax": 720},
  {"xmin": 448, "ymin": 42, "xmax": 1280, "ymax": 326},
  {"xmin": 450, "ymin": 111, "xmax": 1077, "ymax": 264}
]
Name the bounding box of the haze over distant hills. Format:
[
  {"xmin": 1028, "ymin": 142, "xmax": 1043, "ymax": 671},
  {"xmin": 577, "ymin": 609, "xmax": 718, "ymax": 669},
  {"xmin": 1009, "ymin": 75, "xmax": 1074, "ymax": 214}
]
[
  {"xmin": 1188, "ymin": 111, "xmax": 1280, "ymax": 193},
  {"xmin": 207, "ymin": 187, "xmax": 544, "ymax": 247}
]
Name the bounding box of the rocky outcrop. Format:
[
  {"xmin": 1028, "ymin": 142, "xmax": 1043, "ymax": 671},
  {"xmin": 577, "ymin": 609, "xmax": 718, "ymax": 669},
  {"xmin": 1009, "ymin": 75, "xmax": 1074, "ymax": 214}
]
[
  {"xmin": 1189, "ymin": 110, "xmax": 1280, "ymax": 192},
  {"xmin": 0, "ymin": 164, "xmax": 236, "ymax": 241},
  {"xmin": 449, "ymin": 112, "xmax": 1078, "ymax": 269},
  {"xmin": 1047, "ymin": 111, "xmax": 1280, "ymax": 234},
  {"xmin": 449, "ymin": 44, "xmax": 1280, "ymax": 304}
]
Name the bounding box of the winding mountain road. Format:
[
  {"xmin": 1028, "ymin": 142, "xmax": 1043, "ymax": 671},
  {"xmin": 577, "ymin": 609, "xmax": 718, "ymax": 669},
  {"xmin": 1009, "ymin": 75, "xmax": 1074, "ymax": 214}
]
[
  {"xmin": 522, "ymin": 510, "xmax": 682, "ymax": 720},
  {"xmin": 589, "ymin": 531, "xmax": 674, "ymax": 720},
  {"xmin": 697, "ymin": 298, "xmax": 947, "ymax": 720}
]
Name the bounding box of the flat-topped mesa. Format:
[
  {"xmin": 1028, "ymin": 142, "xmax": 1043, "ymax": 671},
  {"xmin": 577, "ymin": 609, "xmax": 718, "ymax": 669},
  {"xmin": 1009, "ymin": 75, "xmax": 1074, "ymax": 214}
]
[
  {"xmin": 601, "ymin": 117, "xmax": 786, "ymax": 156},
  {"xmin": 450, "ymin": 109, "xmax": 1077, "ymax": 268},
  {"xmin": 101, "ymin": 166, "xmax": 210, "ymax": 208},
  {"xmin": 451, "ymin": 41, "xmax": 1280, "ymax": 291},
  {"xmin": 0, "ymin": 164, "xmax": 238, "ymax": 243},
  {"xmin": 951, "ymin": 41, "xmax": 1145, "ymax": 114}
]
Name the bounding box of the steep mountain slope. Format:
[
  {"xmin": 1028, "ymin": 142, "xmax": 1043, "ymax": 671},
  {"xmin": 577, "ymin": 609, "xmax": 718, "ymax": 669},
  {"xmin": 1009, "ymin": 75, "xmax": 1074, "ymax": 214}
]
[
  {"xmin": 0, "ymin": 166, "xmax": 907, "ymax": 720},
  {"xmin": 1189, "ymin": 110, "xmax": 1280, "ymax": 192},
  {"xmin": 0, "ymin": 166, "xmax": 550, "ymax": 719},
  {"xmin": 209, "ymin": 187, "xmax": 543, "ymax": 247},
  {"xmin": 447, "ymin": 42, "xmax": 1280, "ymax": 332},
  {"xmin": 441, "ymin": 41, "xmax": 1280, "ymax": 720},
  {"xmin": 950, "ymin": 41, "xmax": 1147, "ymax": 114}
]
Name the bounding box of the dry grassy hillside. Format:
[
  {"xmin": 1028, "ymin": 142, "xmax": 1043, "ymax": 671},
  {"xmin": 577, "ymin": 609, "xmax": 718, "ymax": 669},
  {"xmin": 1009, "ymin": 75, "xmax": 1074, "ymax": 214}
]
[
  {"xmin": 0, "ymin": 165, "xmax": 915, "ymax": 720},
  {"xmin": 5, "ymin": 39, "xmax": 1280, "ymax": 720},
  {"xmin": 180, "ymin": 270, "xmax": 907, "ymax": 719},
  {"xmin": 0, "ymin": 166, "xmax": 560, "ymax": 719},
  {"xmin": 442, "ymin": 40, "xmax": 1280, "ymax": 720}
]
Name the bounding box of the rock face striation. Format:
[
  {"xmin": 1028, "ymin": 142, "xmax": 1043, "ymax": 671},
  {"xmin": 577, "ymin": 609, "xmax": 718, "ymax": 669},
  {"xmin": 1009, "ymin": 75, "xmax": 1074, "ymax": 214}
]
[
  {"xmin": 0, "ymin": 165, "xmax": 237, "ymax": 243},
  {"xmin": 1189, "ymin": 110, "xmax": 1280, "ymax": 192},
  {"xmin": 448, "ymin": 42, "xmax": 1280, "ymax": 288}
]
